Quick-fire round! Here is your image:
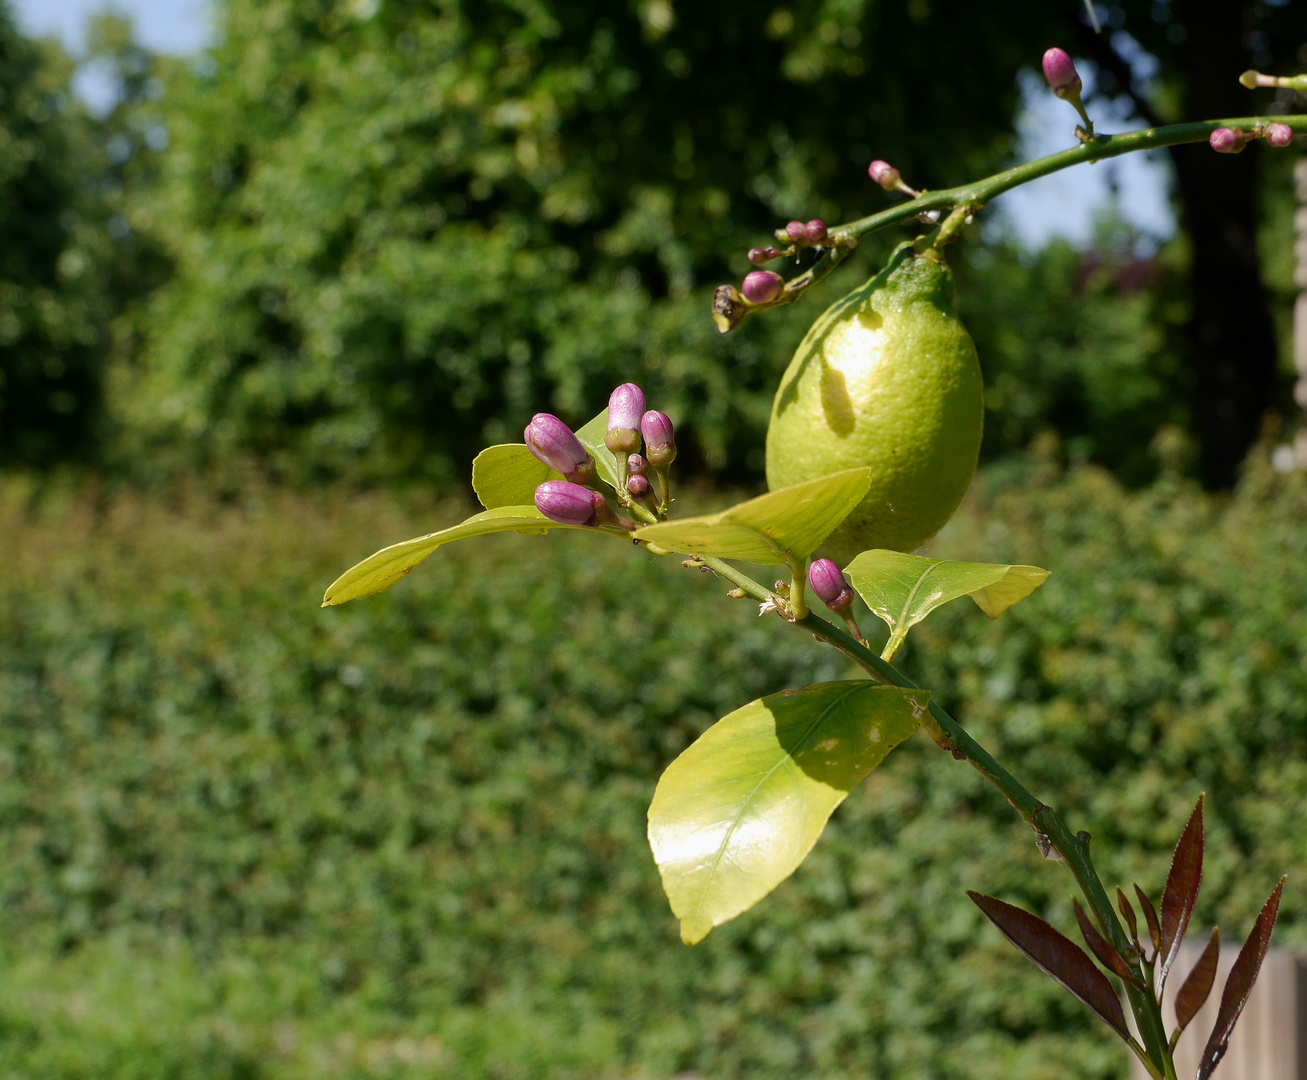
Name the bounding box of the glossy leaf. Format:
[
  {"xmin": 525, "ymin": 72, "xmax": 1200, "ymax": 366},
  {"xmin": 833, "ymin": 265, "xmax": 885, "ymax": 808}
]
[
  {"xmin": 575, "ymin": 408, "xmax": 624, "ymax": 493},
  {"xmin": 1073, "ymin": 897, "xmax": 1142, "ymax": 987},
  {"xmin": 969, "ymin": 891, "xmax": 1129, "ymax": 1038},
  {"xmin": 323, "ymin": 505, "xmax": 596, "ymax": 606},
  {"xmin": 1117, "ymin": 887, "xmax": 1140, "ymax": 946},
  {"xmin": 1135, "ymin": 883, "xmax": 1162, "ymax": 955},
  {"xmin": 843, "ymin": 549, "xmax": 1049, "ymax": 653},
  {"xmin": 634, "ymin": 469, "xmax": 872, "ymax": 567},
  {"xmin": 1174, "ymin": 927, "xmax": 1221, "ymax": 1035},
  {"xmin": 1198, "ymin": 877, "xmax": 1286, "ymax": 1080},
  {"xmin": 1159, "ymin": 795, "xmax": 1204, "ymax": 991},
  {"xmin": 649, "ymin": 680, "xmax": 928, "ymax": 945},
  {"xmin": 471, "ymin": 444, "xmax": 559, "ymax": 509}
]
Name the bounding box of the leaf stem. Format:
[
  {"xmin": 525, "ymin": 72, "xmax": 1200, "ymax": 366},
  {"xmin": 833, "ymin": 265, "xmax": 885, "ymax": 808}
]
[{"xmin": 695, "ymin": 555, "xmax": 1176, "ymax": 1075}]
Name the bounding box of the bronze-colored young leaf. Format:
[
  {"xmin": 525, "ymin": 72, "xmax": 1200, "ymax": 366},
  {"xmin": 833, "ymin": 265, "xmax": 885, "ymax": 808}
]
[
  {"xmin": 968, "ymin": 892, "xmax": 1129, "ymax": 1038},
  {"xmin": 1072, "ymin": 897, "xmax": 1143, "ymax": 988},
  {"xmin": 1197, "ymin": 877, "xmax": 1286, "ymax": 1080},
  {"xmin": 1174, "ymin": 927, "xmax": 1221, "ymax": 1036},
  {"xmin": 1135, "ymin": 883, "xmax": 1162, "ymax": 956},
  {"xmin": 1117, "ymin": 886, "xmax": 1140, "ymax": 947},
  {"xmin": 1158, "ymin": 795, "xmax": 1204, "ymax": 991}
]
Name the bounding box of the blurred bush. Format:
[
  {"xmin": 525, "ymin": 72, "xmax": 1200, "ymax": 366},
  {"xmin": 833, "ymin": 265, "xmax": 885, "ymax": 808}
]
[{"xmin": 1, "ymin": 448, "xmax": 1305, "ymax": 1078}]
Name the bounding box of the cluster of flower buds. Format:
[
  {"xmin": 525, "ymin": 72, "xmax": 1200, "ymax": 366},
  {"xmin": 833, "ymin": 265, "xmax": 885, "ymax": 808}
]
[
  {"xmin": 807, "ymin": 558, "xmax": 864, "ymax": 642},
  {"xmin": 1209, "ymin": 123, "xmax": 1294, "ymax": 154},
  {"xmin": 1041, "ymin": 47, "xmax": 1093, "ymax": 137},
  {"xmin": 772, "ymin": 218, "xmax": 829, "ymax": 248},
  {"xmin": 525, "ymin": 382, "xmax": 678, "ymax": 529}
]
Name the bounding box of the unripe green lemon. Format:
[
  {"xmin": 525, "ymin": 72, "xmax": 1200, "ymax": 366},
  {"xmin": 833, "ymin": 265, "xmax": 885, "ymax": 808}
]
[{"xmin": 766, "ymin": 242, "xmax": 983, "ymax": 565}]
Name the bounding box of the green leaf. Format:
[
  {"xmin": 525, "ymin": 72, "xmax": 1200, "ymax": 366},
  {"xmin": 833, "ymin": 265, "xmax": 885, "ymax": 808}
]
[
  {"xmin": 323, "ymin": 505, "xmax": 594, "ymax": 606},
  {"xmin": 648, "ymin": 680, "xmax": 928, "ymax": 945},
  {"xmin": 844, "ymin": 549, "xmax": 1049, "ymax": 650},
  {"xmin": 632, "ymin": 469, "xmax": 872, "ymax": 566},
  {"xmin": 574, "ymin": 408, "xmax": 624, "ymax": 492},
  {"xmin": 471, "ymin": 444, "xmax": 559, "ymax": 510}
]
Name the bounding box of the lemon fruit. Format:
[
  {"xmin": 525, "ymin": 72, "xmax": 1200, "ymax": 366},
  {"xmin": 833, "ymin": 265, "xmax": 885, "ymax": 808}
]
[{"xmin": 765, "ymin": 241, "xmax": 983, "ymax": 565}]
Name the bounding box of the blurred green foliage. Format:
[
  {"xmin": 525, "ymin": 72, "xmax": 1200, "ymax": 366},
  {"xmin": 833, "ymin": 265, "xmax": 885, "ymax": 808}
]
[{"xmin": 1, "ymin": 450, "xmax": 1305, "ymax": 1078}]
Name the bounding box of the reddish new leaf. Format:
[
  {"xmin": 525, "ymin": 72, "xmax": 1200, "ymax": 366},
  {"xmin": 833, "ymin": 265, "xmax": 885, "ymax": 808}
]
[
  {"xmin": 1073, "ymin": 897, "xmax": 1143, "ymax": 988},
  {"xmin": 1159, "ymin": 796, "xmax": 1204, "ymax": 990},
  {"xmin": 969, "ymin": 891, "xmax": 1129, "ymax": 1038},
  {"xmin": 1174, "ymin": 927, "xmax": 1220, "ymax": 1035},
  {"xmin": 1197, "ymin": 877, "xmax": 1286, "ymax": 1080},
  {"xmin": 1135, "ymin": 883, "xmax": 1161, "ymax": 956},
  {"xmin": 1117, "ymin": 887, "xmax": 1140, "ymax": 947}
]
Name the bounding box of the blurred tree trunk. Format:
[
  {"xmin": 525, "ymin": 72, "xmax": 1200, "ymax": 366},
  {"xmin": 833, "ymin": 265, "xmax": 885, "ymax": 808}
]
[{"xmin": 1168, "ymin": 0, "xmax": 1279, "ymax": 489}]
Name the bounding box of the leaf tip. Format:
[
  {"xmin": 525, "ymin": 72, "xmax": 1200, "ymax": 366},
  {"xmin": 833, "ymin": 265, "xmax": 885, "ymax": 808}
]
[{"xmin": 680, "ymin": 915, "xmax": 713, "ymax": 945}]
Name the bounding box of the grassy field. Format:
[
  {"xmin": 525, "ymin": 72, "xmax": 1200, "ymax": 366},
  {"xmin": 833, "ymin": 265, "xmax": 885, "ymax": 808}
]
[{"xmin": 1, "ymin": 451, "xmax": 1305, "ymax": 1079}]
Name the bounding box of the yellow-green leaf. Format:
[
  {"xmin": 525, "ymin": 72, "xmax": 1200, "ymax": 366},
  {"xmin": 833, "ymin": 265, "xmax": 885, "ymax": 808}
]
[
  {"xmin": 323, "ymin": 505, "xmax": 589, "ymax": 606},
  {"xmin": 632, "ymin": 469, "xmax": 872, "ymax": 566},
  {"xmin": 844, "ymin": 549, "xmax": 1050, "ymax": 647},
  {"xmin": 648, "ymin": 680, "xmax": 928, "ymax": 945},
  {"xmin": 574, "ymin": 407, "xmax": 624, "ymax": 492},
  {"xmin": 471, "ymin": 444, "xmax": 559, "ymax": 509}
]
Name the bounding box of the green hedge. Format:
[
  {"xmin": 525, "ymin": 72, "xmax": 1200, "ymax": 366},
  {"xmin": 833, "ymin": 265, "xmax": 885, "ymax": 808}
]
[{"xmin": 1, "ymin": 453, "xmax": 1305, "ymax": 1078}]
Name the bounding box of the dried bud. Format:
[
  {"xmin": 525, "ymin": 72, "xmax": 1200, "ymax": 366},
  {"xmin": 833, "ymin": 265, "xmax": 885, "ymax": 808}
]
[
  {"xmin": 808, "ymin": 558, "xmax": 854, "ymax": 613},
  {"xmin": 1210, "ymin": 127, "xmax": 1247, "ymax": 154},
  {"xmin": 641, "ymin": 410, "xmax": 677, "ymax": 467},
  {"xmin": 742, "ymin": 270, "xmax": 784, "ymax": 304},
  {"xmin": 805, "ymin": 219, "xmax": 827, "ymax": 243},
  {"xmin": 627, "ymin": 453, "xmax": 647, "ymax": 476},
  {"xmin": 606, "ymin": 383, "xmax": 646, "ymax": 454},
  {"xmin": 785, "ymin": 220, "xmax": 806, "ymax": 242},
  {"xmin": 868, "ymin": 160, "xmax": 901, "ymax": 190},
  {"xmin": 748, "ymin": 246, "xmax": 770, "ymax": 265},
  {"xmin": 525, "ymin": 413, "xmax": 596, "ymax": 483},
  {"xmin": 1041, "ymin": 48, "xmax": 1081, "ymax": 96},
  {"xmin": 1266, "ymin": 122, "xmax": 1294, "ymax": 148},
  {"xmin": 627, "ymin": 473, "xmax": 650, "ymax": 498},
  {"xmin": 534, "ymin": 481, "xmax": 607, "ymax": 527}
]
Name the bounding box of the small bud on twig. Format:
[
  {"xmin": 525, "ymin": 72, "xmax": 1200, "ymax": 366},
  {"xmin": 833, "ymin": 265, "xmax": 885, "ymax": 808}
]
[
  {"xmin": 804, "ymin": 219, "xmax": 827, "ymax": 244},
  {"xmin": 534, "ymin": 481, "xmax": 609, "ymax": 527},
  {"xmin": 742, "ymin": 270, "xmax": 784, "ymax": 304},
  {"xmin": 627, "ymin": 473, "xmax": 650, "ymax": 498},
  {"xmin": 808, "ymin": 558, "xmax": 865, "ymax": 642},
  {"xmin": 606, "ymin": 383, "xmax": 646, "ymax": 457},
  {"xmin": 1041, "ymin": 47, "xmax": 1094, "ymax": 136},
  {"xmin": 525, "ymin": 413, "xmax": 597, "ymax": 485},
  {"xmin": 785, "ymin": 220, "xmax": 806, "ymax": 243},
  {"xmin": 627, "ymin": 453, "xmax": 647, "ymax": 476},
  {"xmin": 747, "ymin": 247, "xmax": 769, "ymax": 265},
  {"xmin": 1265, "ymin": 122, "xmax": 1294, "ymax": 148},
  {"xmin": 1210, "ymin": 127, "xmax": 1248, "ymax": 154},
  {"xmin": 641, "ymin": 411, "xmax": 676, "ymax": 468},
  {"xmin": 869, "ymin": 159, "xmax": 920, "ymax": 199}
]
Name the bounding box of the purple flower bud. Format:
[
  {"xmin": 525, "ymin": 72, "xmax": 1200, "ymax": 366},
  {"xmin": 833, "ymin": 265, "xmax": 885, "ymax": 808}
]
[
  {"xmin": 868, "ymin": 160, "xmax": 901, "ymax": 190},
  {"xmin": 748, "ymin": 246, "xmax": 770, "ymax": 265},
  {"xmin": 805, "ymin": 219, "xmax": 827, "ymax": 243},
  {"xmin": 525, "ymin": 413, "xmax": 595, "ymax": 483},
  {"xmin": 1041, "ymin": 48, "xmax": 1080, "ymax": 95},
  {"xmin": 785, "ymin": 220, "xmax": 806, "ymax": 242},
  {"xmin": 534, "ymin": 481, "xmax": 607, "ymax": 527},
  {"xmin": 1266, "ymin": 122, "xmax": 1294, "ymax": 148},
  {"xmin": 627, "ymin": 473, "xmax": 650, "ymax": 498},
  {"xmin": 606, "ymin": 383, "xmax": 645, "ymax": 454},
  {"xmin": 1210, "ymin": 127, "xmax": 1247, "ymax": 154},
  {"xmin": 641, "ymin": 410, "xmax": 677, "ymax": 467},
  {"xmin": 808, "ymin": 558, "xmax": 854, "ymax": 613},
  {"xmin": 627, "ymin": 453, "xmax": 647, "ymax": 476},
  {"xmin": 742, "ymin": 270, "xmax": 784, "ymax": 304}
]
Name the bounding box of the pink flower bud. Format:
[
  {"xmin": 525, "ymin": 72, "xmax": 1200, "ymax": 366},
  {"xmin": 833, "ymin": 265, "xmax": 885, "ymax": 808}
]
[
  {"xmin": 606, "ymin": 383, "xmax": 646, "ymax": 454},
  {"xmin": 1210, "ymin": 127, "xmax": 1247, "ymax": 154},
  {"xmin": 627, "ymin": 473, "xmax": 650, "ymax": 498},
  {"xmin": 748, "ymin": 247, "xmax": 769, "ymax": 265},
  {"xmin": 785, "ymin": 220, "xmax": 806, "ymax": 242},
  {"xmin": 868, "ymin": 160, "xmax": 901, "ymax": 190},
  {"xmin": 525, "ymin": 413, "xmax": 595, "ymax": 483},
  {"xmin": 805, "ymin": 219, "xmax": 827, "ymax": 243},
  {"xmin": 808, "ymin": 558, "xmax": 854, "ymax": 613},
  {"xmin": 534, "ymin": 481, "xmax": 607, "ymax": 526},
  {"xmin": 627, "ymin": 453, "xmax": 647, "ymax": 476},
  {"xmin": 1266, "ymin": 122, "xmax": 1294, "ymax": 148},
  {"xmin": 1041, "ymin": 48, "xmax": 1081, "ymax": 95},
  {"xmin": 742, "ymin": 270, "xmax": 783, "ymax": 304},
  {"xmin": 640, "ymin": 410, "xmax": 676, "ymax": 467}
]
